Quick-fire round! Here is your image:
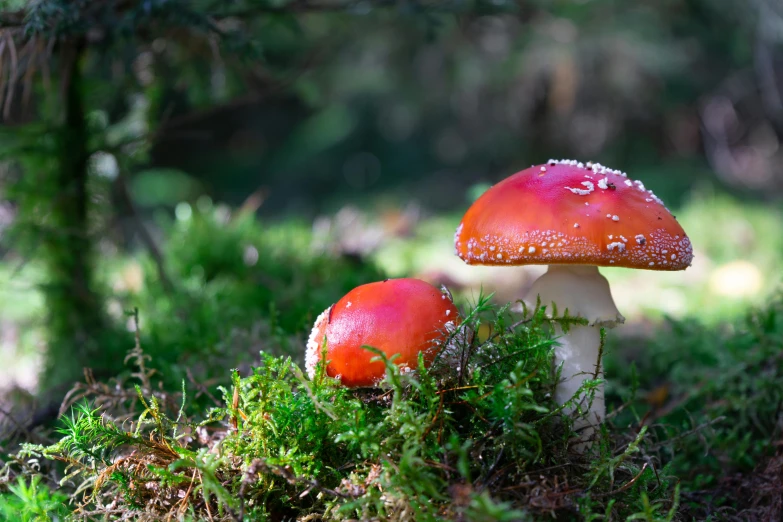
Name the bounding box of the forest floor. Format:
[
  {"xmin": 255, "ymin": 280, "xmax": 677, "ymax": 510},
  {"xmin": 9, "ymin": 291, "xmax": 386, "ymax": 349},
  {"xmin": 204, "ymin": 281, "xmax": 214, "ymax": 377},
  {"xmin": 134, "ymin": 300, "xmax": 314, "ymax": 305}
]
[{"xmin": 0, "ymin": 189, "xmax": 782, "ymax": 521}]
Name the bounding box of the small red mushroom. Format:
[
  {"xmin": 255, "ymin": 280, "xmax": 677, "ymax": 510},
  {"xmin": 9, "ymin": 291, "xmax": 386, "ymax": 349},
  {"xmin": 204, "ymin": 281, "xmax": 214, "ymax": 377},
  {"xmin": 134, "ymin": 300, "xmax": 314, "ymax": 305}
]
[
  {"xmin": 306, "ymin": 278, "xmax": 460, "ymax": 387},
  {"xmin": 454, "ymin": 159, "xmax": 694, "ymax": 445}
]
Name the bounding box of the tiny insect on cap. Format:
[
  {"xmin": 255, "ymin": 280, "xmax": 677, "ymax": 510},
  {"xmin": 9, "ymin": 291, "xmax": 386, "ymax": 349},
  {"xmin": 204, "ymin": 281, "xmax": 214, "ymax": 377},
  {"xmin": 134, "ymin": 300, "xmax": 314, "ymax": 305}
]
[
  {"xmin": 454, "ymin": 160, "xmax": 693, "ymax": 270},
  {"xmin": 305, "ymin": 278, "xmax": 460, "ymax": 388}
]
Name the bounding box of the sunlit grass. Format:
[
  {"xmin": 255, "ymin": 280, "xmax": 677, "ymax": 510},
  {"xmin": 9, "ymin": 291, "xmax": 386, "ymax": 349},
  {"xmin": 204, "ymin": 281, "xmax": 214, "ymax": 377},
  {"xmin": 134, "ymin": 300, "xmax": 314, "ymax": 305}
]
[{"xmin": 371, "ymin": 190, "xmax": 783, "ymax": 325}]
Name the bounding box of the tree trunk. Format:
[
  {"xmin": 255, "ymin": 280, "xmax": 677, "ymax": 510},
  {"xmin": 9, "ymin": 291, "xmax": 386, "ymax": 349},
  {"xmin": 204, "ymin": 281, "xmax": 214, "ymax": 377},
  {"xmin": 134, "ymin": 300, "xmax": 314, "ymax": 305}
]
[{"xmin": 40, "ymin": 39, "xmax": 109, "ymax": 390}]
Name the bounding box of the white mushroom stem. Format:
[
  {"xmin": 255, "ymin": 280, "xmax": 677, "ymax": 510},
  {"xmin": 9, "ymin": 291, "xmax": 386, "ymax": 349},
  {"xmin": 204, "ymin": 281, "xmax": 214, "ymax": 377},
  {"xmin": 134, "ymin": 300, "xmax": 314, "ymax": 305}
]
[
  {"xmin": 523, "ymin": 265, "xmax": 624, "ymax": 447},
  {"xmin": 550, "ymin": 323, "xmax": 604, "ymax": 431}
]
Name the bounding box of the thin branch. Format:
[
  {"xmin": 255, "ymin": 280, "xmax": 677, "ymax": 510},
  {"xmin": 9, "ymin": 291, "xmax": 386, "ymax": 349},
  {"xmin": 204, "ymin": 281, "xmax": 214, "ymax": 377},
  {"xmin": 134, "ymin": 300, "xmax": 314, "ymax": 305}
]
[
  {"xmin": 186, "ymin": 368, "xmax": 222, "ymax": 407},
  {"xmin": 590, "ymin": 462, "xmax": 649, "ymax": 499},
  {"xmin": 114, "ymin": 170, "xmax": 174, "ymax": 294},
  {"xmin": 647, "ymin": 416, "xmax": 726, "ymax": 451},
  {"xmin": 3, "ymin": 31, "xmax": 19, "ymax": 119}
]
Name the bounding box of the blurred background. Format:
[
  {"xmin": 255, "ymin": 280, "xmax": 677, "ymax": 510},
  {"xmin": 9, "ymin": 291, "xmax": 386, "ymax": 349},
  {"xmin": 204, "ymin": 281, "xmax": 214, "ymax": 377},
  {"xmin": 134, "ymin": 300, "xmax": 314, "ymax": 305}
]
[{"xmin": 0, "ymin": 0, "xmax": 781, "ymax": 410}]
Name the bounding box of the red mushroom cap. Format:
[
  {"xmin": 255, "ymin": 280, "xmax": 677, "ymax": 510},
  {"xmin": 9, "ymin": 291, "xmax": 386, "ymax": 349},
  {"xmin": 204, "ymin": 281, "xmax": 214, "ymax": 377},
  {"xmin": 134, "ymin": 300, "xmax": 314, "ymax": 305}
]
[
  {"xmin": 305, "ymin": 278, "xmax": 459, "ymax": 387},
  {"xmin": 454, "ymin": 160, "xmax": 693, "ymax": 270}
]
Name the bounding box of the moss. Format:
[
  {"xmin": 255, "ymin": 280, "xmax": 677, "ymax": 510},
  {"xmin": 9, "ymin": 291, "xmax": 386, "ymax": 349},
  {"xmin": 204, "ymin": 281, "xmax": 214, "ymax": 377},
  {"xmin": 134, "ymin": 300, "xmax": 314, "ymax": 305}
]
[
  {"xmin": 0, "ymin": 475, "xmax": 70, "ymax": 522},
  {"xmin": 606, "ymin": 293, "xmax": 783, "ymax": 519},
  {"xmin": 3, "ymin": 293, "xmax": 691, "ymax": 521}
]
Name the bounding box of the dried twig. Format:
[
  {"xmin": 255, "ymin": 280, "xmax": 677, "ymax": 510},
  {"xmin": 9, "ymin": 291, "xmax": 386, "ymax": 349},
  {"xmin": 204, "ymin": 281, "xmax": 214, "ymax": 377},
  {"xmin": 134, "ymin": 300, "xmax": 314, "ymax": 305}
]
[
  {"xmin": 647, "ymin": 416, "xmax": 726, "ymax": 451},
  {"xmin": 247, "ymin": 458, "xmax": 363, "ymax": 500}
]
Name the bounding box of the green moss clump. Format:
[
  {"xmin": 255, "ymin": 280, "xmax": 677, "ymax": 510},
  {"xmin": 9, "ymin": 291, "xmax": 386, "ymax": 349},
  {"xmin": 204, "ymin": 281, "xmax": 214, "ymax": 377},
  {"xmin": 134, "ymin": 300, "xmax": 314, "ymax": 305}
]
[{"xmin": 6, "ymin": 295, "xmax": 691, "ymax": 521}]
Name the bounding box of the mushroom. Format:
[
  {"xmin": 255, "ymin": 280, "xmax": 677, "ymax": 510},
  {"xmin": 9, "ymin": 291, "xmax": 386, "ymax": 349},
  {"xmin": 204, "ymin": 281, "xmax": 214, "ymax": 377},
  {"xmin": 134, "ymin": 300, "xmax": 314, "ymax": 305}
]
[
  {"xmin": 306, "ymin": 278, "xmax": 460, "ymax": 387},
  {"xmin": 453, "ymin": 159, "xmax": 693, "ymax": 443}
]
